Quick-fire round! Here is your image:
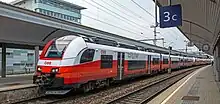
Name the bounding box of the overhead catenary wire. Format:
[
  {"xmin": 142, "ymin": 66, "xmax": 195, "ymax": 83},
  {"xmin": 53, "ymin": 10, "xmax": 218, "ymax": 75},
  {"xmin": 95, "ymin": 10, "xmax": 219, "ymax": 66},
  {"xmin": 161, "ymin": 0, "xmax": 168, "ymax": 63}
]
[
  {"xmin": 159, "ymin": 31, "xmax": 176, "ymax": 42},
  {"xmin": 89, "ymin": 0, "xmax": 152, "ymax": 31},
  {"xmin": 81, "ymin": 1, "xmax": 186, "ymax": 49},
  {"xmin": 170, "ymin": 29, "xmax": 182, "ymax": 40},
  {"xmin": 131, "ymin": 0, "xmax": 155, "ymax": 18},
  {"xmin": 83, "ymin": 10, "xmax": 149, "ymax": 38},
  {"xmin": 129, "ymin": 0, "xmax": 186, "ymax": 48},
  {"xmin": 148, "ymin": 29, "xmax": 176, "ymax": 47},
  {"xmin": 82, "ymin": 14, "xmax": 147, "ymax": 36},
  {"xmin": 110, "ymin": 0, "xmax": 152, "ymax": 23},
  {"xmin": 109, "ymin": 0, "xmax": 167, "ymax": 44},
  {"xmin": 83, "ymin": 0, "xmax": 176, "ymax": 45},
  {"xmin": 110, "ymin": 0, "xmax": 183, "ymax": 49},
  {"xmin": 100, "ymin": 0, "xmax": 151, "ymax": 26},
  {"xmin": 164, "ymin": 30, "xmax": 178, "ymax": 41},
  {"xmin": 82, "ymin": 0, "xmax": 151, "ymax": 32}
]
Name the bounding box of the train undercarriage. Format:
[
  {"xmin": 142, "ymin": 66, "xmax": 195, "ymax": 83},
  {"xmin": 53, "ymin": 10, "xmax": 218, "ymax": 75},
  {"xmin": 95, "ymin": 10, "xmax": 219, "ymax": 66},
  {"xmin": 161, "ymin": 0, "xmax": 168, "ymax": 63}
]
[{"xmin": 33, "ymin": 73, "xmax": 113, "ymax": 95}]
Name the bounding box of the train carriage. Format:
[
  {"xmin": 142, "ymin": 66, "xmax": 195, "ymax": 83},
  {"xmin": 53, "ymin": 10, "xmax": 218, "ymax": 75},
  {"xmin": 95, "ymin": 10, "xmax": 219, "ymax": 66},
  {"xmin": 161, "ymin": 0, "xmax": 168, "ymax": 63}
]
[
  {"xmin": 170, "ymin": 55, "xmax": 180, "ymax": 69},
  {"xmin": 150, "ymin": 54, "xmax": 161, "ymax": 73},
  {"xmin": 179, "ymin": 56, "xmax": 185, "ymax": 68},
  {"xmin": 33, "ymin": 35, "xmax": 210, "ymax": 95},
  {"xmin": 161, "ymin": 54, "xmax": 169, "ymax": 71}
]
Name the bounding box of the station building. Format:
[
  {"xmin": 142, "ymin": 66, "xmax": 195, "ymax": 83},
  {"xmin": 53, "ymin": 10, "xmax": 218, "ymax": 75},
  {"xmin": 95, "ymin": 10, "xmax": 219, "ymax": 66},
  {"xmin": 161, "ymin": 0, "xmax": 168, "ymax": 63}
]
[{"xmin": 11, "ymin": 0, "xmax": 86, "ymax": 24}]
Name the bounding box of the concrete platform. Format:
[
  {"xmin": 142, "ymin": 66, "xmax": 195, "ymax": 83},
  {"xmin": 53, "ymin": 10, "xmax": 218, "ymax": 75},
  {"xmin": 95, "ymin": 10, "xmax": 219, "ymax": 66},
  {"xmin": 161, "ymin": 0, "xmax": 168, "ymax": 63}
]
[
  {"xmin": 0, "ymin": 73, "xmax": 35, "ymax": 91},
  {"xmin": 148, "ymin": 65, "xmax": 220, "ymax": 104},
  {"xmin": 0, "ymin": 73, "xmax": 40, "ymax": 104}
]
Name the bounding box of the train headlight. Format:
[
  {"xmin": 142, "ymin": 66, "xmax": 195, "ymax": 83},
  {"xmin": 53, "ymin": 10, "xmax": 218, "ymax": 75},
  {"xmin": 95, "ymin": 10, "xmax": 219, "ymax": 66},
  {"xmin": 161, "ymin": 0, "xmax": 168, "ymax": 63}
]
[
  {"xmin": 51, "ymin": 68, "xmax": 59, "ymax": 73},
  {"xmin": 37, "ymin": 67, "xmax": 42, "ymax": 72}
]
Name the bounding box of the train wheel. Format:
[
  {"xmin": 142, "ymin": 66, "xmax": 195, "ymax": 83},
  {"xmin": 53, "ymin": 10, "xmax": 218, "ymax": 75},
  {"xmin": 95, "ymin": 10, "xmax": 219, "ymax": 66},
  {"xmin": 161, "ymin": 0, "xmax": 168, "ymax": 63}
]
[
  {"xmin": 82, "ymin": 82, "xmax": 95, "ymax": 93},
  {"xmin": 90, "ymin": 82, "xmax": 95, "ymax": 90},
  {"xmin": 82, "ymin": 83, "xmax": 90, "ymax": 93},
  {"xmin": 105, "ymin": 79, "xmax": 110, "ymax": 87}
]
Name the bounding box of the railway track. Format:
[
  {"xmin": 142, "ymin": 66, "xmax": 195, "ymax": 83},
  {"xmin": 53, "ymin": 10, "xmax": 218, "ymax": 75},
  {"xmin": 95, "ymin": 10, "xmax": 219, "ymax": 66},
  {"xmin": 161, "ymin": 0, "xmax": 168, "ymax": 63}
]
[
  {"xmin": 14, "ymin": 94, "xmax": 79, "ymax": 104},
  {"xmin": 13, "ymin": 66, "xmax": 202, "ymax": 104},
  {"xmin": 57, "ymin": 66, "xmax": 202, "ymax": 104},
  {"xmin": 13, "ymin": 96, "xmax": 57, "ymax": 104},
  {"xmin": 105, "ymin": 69, "xmax": 194, "ymax": 104}
]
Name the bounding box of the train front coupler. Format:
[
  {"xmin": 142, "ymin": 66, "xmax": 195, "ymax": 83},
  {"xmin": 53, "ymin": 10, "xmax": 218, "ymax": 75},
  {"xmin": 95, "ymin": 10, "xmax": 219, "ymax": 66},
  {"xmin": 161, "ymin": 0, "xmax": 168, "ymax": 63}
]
[{"xmin": 34, "ymin": 75, "xmax": 53, "ymax": 87}]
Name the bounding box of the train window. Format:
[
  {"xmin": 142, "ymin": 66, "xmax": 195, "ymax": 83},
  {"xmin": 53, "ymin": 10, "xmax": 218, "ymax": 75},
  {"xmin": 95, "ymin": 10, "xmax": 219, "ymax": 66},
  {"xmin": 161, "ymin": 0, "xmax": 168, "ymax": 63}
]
[
  {"xmin": 152, "ymin": 58, "xmax": 160, "ymax": 65},
  {"xmin": 80, "ymin": 49, "xmax": 95, "ymax": 63},
  {"xmin": 101, "ymin": 55, "xmax": 113, "ymax": 69},
  {"xmin": 45, "ymin": 39, "xmax": 71, "ymax": 58},
  {"xmin": 35, "ymin": 0, "xmax": 42, "ymax": 3},
  {"xmin": 45, "ymin": 43, "xmax": 66, "ymax": 58},
  {"xmin": 128, "ymin": 60, "xmax": 146, "ymax": 70},
  {"xmin": 163, "ymin": 58, "xmax": 169, "ymax": 64},
  {"xmin": 172, "ymin": 61, "xmax": 179, "ymax": 64}
]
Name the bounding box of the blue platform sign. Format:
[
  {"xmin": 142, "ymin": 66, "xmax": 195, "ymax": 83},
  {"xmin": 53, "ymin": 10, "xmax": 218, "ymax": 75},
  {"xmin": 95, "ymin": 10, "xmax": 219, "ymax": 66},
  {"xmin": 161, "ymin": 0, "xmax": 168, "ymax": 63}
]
[{"xmin": 159, "ymin": 4, "xmax": 182, "ymax": 28}]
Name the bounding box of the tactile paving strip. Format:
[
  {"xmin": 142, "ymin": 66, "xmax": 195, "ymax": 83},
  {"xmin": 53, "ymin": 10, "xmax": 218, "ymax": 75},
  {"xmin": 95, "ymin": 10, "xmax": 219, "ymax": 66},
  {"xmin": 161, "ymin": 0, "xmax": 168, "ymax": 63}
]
[
  {"xmin": 181, "ymin": 80, "xmax": 200, "ymax": 104},
  {"xmin": 182, "ymin": 96, "xmax": 200, "ymax": 101}
]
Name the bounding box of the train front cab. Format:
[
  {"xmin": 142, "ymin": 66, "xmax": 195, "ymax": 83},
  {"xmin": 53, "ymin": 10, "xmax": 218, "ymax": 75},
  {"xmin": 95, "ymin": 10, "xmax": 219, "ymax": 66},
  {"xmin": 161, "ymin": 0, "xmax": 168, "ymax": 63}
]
[{"xmin": 33, "ymin": 36, "xmax": 94, "ymax": 94}]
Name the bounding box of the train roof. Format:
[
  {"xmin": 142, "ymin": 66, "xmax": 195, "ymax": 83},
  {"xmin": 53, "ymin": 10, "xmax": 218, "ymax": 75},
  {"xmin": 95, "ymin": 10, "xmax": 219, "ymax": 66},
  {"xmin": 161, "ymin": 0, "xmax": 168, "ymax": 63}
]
[
  {"xmin": 53, "ymin": 35, "xmax": 208, "ymax": 60},
  {"xmin": 86, "ymin": 42, "xmax": 160, "ymax": 56}
]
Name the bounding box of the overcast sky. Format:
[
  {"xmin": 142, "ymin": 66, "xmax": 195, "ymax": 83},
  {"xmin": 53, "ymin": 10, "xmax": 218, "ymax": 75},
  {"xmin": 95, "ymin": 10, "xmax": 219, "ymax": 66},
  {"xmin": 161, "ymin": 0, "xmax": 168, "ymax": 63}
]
[{"xmin": 0, "ymin": 0, "xmax": 198, "ymax": 52}]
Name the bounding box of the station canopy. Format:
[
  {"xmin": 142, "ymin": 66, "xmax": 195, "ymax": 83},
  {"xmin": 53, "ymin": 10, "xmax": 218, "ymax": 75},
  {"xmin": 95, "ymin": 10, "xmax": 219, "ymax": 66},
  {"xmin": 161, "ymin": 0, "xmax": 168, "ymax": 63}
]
[
  {"xmin": 0, "ymin": 2, "xmax": 195, "ymax": 56},
  {"xmin": 158, "ymin": 0, "xmax": 220, "ymax": 55},
  {"xmin": 0, "ymin": 2, "xmax": 77, "ymax": 47}
]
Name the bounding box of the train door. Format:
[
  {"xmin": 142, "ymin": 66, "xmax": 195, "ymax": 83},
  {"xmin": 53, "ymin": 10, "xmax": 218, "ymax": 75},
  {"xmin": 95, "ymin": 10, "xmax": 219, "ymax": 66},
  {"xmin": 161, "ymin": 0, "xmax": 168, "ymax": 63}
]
[
  {"xmin": 117, "ymin": 52, "xmax": 125, "ymax": 80},
  {"xmin": 147, "ymin": 55, "xmax": 151, "ymax": 74}
]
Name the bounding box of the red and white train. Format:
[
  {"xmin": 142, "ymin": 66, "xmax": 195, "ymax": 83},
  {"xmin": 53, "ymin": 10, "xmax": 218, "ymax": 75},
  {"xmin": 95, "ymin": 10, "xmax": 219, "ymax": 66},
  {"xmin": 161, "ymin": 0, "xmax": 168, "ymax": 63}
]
[{"xmin": 33, "ymin": 35, "xmax": 210, "ymax": 94}]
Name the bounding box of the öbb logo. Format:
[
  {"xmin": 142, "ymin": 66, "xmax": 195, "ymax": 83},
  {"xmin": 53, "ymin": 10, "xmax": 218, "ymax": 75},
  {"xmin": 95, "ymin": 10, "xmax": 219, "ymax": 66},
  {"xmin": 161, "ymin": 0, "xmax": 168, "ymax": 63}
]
[{"xmin": 44, "ymin": 61, "xmax": 51, "ymax": 65}]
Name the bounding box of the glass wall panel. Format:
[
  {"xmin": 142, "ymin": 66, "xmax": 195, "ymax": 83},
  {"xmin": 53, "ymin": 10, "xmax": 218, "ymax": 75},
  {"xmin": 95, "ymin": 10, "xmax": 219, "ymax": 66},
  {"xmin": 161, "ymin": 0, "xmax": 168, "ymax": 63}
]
[
  {"xmin": 6, "ymin": 48, "xmax": 35, "ymax": 75},
  {"xmin": 35, "ymin": 0, "xmax": 80, "ymax": 13}
]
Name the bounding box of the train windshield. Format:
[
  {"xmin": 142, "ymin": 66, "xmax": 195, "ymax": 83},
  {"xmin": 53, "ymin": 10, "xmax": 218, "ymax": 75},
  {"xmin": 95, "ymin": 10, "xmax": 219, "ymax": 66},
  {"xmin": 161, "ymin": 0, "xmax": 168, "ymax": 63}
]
[{"xmin": 45, "ymin": 36, "xmax": 77, "ymax": 58}]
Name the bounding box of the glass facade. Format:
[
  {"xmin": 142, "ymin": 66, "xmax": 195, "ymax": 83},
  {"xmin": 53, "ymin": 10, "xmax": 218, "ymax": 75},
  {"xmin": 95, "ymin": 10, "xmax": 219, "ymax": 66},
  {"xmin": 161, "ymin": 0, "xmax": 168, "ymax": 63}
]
[
  {"xmin": 0, "ymin": 48, "xmax": 35, "ymax": 75},
  {"xmin": 13, "ymin": 0, "xmax": 83, "ymax": 24},
  {"xmin": 35, "ymin": 0, "xmax": 80, "ymax": 13},
  {"xmin": 34, "ymin": 0, "xmax": 82, "ymax": 23},
  {"xmin": 35, "ymin": 8, "xmax": 80, "ymax": 22}
]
